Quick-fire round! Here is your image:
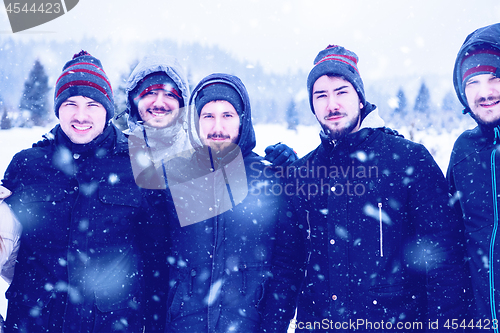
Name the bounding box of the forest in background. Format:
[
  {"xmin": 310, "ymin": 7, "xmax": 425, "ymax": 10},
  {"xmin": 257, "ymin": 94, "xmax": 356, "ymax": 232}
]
[{"xmin": 0, "ymin": 36, "xmax": 475, "ymax": 138}]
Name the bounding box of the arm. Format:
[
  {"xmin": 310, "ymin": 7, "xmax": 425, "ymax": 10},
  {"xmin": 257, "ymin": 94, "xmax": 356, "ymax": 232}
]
[
  {"xmin": 260, "ymin": 190, "xmax": 308, "ymax": 332},
  {"xmin": 409, "ymin": 146, "xmax": 468, "ymax": 321}
]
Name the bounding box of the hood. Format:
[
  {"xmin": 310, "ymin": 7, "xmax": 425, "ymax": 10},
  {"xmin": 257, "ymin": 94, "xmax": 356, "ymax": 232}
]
[
  {"xmin": 453, "ymin": 23, "xmax": 500, "ymax": 112},
  {"xmin": 124, "ymin": 55, "xmax": 190, "ymax": 131},
  {"xmin": 188, "ymin": 73, "xmax": 256, "ymax": 156}
]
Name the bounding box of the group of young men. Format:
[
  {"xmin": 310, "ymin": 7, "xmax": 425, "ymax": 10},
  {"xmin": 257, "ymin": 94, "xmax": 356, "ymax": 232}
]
[{"xmin": 1, "ymin": 22, "xmax": 500, "ymax": 332}]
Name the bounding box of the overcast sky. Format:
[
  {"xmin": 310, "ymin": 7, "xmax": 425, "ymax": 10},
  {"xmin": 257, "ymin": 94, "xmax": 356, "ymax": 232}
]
[{"xmin": 1, "ymin": 0, "xmax": 500, "ymax": 81}]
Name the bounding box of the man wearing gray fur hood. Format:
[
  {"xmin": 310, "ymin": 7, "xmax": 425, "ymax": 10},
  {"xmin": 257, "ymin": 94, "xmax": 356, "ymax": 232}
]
[{"xmin": 124, "ymin": 55, "xmax": 194, "ymax": 189}]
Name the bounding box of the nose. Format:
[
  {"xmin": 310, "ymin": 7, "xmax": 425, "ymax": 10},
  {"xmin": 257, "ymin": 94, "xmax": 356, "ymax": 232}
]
[
  {"xmin": 152, "ymin": 92, "xmax": 165, "ymax": 107},
  {"xmin": 327, "ymin": 95, "xmax": 340, "ymax": 112},
  {"xmin": 478, "ymin": 81, "xmax": 495, "ymax": 98},
  {"xmin": 212, "ymin": 115, "xmax": 223, "ymax": 132},
  {"xmin": 73, "ymin": 105, "xmax": 88, "ymax": 121}
]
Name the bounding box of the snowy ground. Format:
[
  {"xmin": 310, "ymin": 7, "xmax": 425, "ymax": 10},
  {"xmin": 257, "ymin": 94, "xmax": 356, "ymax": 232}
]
[{"xmin": 0, "ymin": 121, "xmax": 475, "ymax": 325}]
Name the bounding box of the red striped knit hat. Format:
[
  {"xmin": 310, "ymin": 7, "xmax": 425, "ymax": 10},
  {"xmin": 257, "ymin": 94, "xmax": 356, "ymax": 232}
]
[
  {"xmin": 461, "ymin": 44, "xmax": 500, "ymax": 87},
  {"xmin": 54, "ymin": 51, "xmax": 114, "ymax": 121},
  {"xmin": 307, "ymin": 45, "xmax": 366, "ymax": 114}
]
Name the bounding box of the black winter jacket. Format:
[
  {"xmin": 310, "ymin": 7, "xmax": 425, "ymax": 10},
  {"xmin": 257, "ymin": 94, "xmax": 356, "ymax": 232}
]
[
  {"xmin": 262, "ymin": 109, "xmax": 468, "ymax": 332},
  {"xmin": 162, "ymin": 74, "xmax": 280, "ymax": 333},
  {"xmin": 448, "ymin": 125, "xmax": 500, "ymax": 322},
  {"xmin": 2, "ymin": 124, "xmax": 155, "ymax": 332}
]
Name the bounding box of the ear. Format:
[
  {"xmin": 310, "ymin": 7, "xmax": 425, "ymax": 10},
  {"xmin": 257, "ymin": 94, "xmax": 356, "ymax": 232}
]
[{"xmin": 359, "ymin": 102, "xmax": 363, "ymax": 110}]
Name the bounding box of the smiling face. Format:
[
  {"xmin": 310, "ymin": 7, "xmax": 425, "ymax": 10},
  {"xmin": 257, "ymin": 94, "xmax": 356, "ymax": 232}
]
[
  {"xmin": 465, "ymin": 73, "xmax": 500, "ymax": 127},
  {"xmin": 312, "ymin": 75, "xmax": 363, "ymax": 140},
  {"xmin": 199, "ymin": 100, "xmax": 240, "ymax": 154},
  {"xmin": 58, "ymin": 96, "xmax": 107, "ymax": 144},
  {"xmin": 137, "ymin": 88, "xmax": 181, "ymax": 128}
]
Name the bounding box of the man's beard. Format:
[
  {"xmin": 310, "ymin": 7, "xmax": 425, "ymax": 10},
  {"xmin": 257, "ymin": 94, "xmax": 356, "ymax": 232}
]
[
  {"xmin": 321, "ymin": 112, "xmax": 361, "ymax": 141},
  {"xmin": 469, "ymin": 95, "xmax": 500, "ymax": 128}
]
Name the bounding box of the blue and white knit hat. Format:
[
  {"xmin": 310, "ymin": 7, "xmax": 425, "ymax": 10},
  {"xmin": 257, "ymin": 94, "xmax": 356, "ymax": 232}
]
[
  {"xmin": 307, "ymin": 45, "xmax": 366, "ymax": 114},
  {"xmin": 54, "ymin": 51, "xmax": 114, "ymax": 122}
]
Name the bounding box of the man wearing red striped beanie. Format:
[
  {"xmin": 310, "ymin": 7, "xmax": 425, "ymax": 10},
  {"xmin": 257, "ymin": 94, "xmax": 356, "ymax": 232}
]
[
  {"xmin": 2, "ymin": 51, "xmax": 158, "ymax": 332},
  {"xmin": 448, "ymin": 23, "xmax": 500, "ymax": 327},
  {"xmin": 261, "ymin": 44, "xmax": 468, "ymax": 332}
]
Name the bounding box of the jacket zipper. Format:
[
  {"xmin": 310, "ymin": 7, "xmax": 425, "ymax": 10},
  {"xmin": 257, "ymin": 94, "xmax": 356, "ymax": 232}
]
[
  {"xmin": 378, "ymin": 202, "xmax": 383, "ymax": 257},
  {"xmin": 489, "ymin": 127, "xmax": 500, "ymax": 331}
]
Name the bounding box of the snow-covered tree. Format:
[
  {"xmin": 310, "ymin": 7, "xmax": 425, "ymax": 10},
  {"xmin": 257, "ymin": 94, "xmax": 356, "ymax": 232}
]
[
  {"xmin": 394, "ymin": 87, "xmax": 408, "ymax": 115},
  {"xmin": 442, "ymin": 90, "xmax": 461, "ymax": 112},
  {"xmin": 413, "ymin": 82, "xmax": 431, "ymax": 114},
  {"xmin": 19, "ymin": 59, "xmax": 50, "ymax": 127},
  {"xmin": 1, "ymin": 107, "xmax": 11, "ymax": 130}
]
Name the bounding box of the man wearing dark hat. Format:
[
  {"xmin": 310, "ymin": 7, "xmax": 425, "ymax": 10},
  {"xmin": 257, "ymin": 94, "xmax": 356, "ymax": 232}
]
[
  {"xmin": 260, "ymin": 45, "xmax": 468, "ymax": 332},
  {"xmin": 448, "ymin": 23, "xmax": 500, "ymax": 324},
  {"xmin": 159, "ymin": 73, "xmax": 281, "ymax": 333},
  {"xmin": 1, "ymin": 51, "xmax": 155, "ymax": 332}
]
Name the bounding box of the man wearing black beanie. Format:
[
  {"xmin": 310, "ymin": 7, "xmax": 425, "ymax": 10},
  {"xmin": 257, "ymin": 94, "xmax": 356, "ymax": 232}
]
[{"xmin": 158, "ymin": 73, "xmax": 282, "ymax": 333}]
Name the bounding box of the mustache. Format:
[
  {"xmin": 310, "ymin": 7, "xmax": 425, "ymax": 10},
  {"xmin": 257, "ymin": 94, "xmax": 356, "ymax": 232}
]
[
  {"xmin": 207, "ymin": 133, "xmax": 231, "ymax": 140},
  {"xmin": 147, "ymin": 107, "xmax": 171, "ymax": 113},
  {"xmin": 324, "ymin": 111, "xmax": 346, "ymax": 120},
  {"xmin": 476, "ymin": 95, "xmax": 500, "ymax": 105}
]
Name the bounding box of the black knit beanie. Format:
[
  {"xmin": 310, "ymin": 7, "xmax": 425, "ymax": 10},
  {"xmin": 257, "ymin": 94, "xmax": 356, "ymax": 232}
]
[
  {"xmin": 194, "ymin": 83, "xmax": 244, "ymax": 116},
  {"xmin": 54, "ymin": 51, "xmax": 114, "ymax": 122},
  {"xmin": 307, "ymin": 45, "xmax": 366, "ymax": 114}
]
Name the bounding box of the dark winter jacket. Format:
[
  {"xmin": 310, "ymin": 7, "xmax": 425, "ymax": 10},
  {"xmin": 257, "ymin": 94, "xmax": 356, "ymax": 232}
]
[
  {"xmin": 162, "ymin": 73, "xmax": 280, "ymax": 333},
  {"xmin": 2, "ymin": 124, "xmax": 155, "ymax": 332},
  {"xmin": 448, "ymin": 125, "xmax": 500, "ymax": 322},
  {"xmin": 261, "ymin": 107, "xmax": 468, "ymax": 332}
]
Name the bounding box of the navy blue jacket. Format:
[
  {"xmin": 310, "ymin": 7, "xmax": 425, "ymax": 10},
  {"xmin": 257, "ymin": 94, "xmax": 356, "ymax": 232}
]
[
  {"xmin": 162, "ymin": 74, "xmax": 280, "ymax": 333},
  {"xmin": 2, "ymin": 124, "xmax": 156, "ymax": 332},
  {"xmin": 262, "ymin": 108, "xmax": 468, "ymax": 332},
  {"xmin": 448, "ymin": 125, "xmax": 500, "ymax": 322}
]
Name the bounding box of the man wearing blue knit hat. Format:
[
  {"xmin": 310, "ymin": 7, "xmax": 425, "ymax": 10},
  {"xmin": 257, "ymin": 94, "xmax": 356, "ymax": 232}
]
[
  {"xmin": 1, "ymin": 51, "xmax": 157, "ymax": 332},
  {"xmin": 448, "ymin": 23, "xmax": 500, "ymax": 327},
  {"xmin": 260, "ymin": 45, "xmax": 468, "ymax": 332}
]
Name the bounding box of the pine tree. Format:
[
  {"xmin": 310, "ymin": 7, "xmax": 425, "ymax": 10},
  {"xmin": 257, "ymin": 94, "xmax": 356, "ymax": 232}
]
[
  {"xmin": 286, "ymin": 98, "xmax": 299, "ymax": 131},
  {"xmin": 19, "ymin": 59, "xmax": 50, "ymax": 126},
  {"xmin": 394, "ymin": 87, "xmax": 408, "ymax": 115},
  {"xmin": 442, "ymin": 90, "xmax": 461, "ymax": 112},
  {"xmin": 1, "ymin": 107, "xmax": 11, "ymax": 130},
  {"xmin": 413, "ymin": 82, "xmax": 431, "ymax": 113}
]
